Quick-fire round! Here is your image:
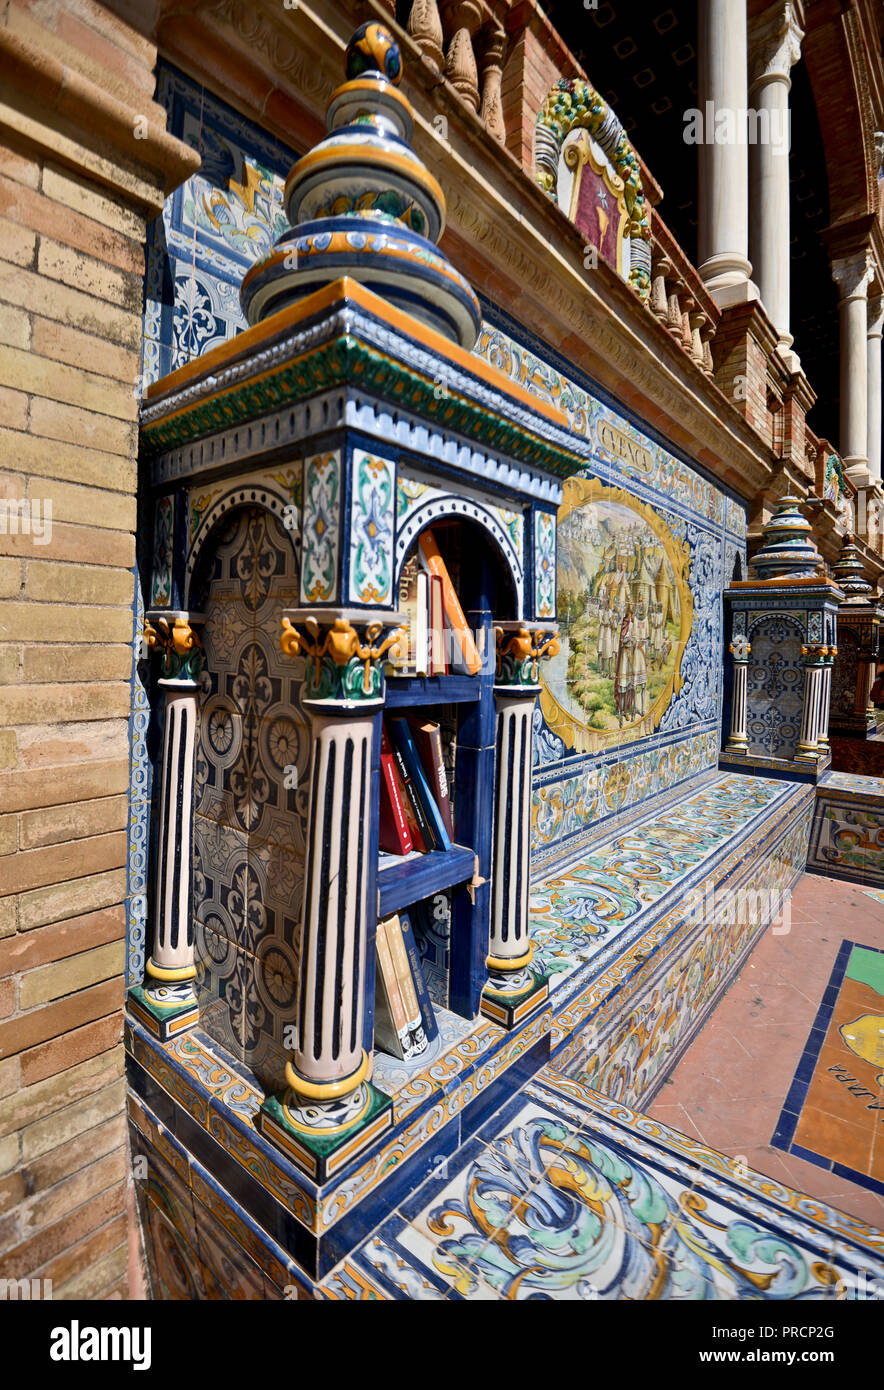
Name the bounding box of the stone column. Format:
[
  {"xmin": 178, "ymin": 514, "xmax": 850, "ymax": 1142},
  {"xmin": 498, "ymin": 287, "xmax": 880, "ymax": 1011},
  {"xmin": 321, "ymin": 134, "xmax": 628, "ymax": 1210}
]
[
  {"xmin": 478, "ymin": 23, "xmax": 506, "ymax": 144},
  {"xmin": 726, "ymin": 635, "xmax": 751, "ymax": 753},
  {"xmin": 133, "ymin": 613, "xmax": 204, "ymax": 1042},
  {"xmin": 259, "ymin": 610, "xmax": 403, "ymax": 1177},
  {"xmin": 831, "ymin": 250, "xmax": 874, "ymax": 486},
  {"xmin": 482, "ymin": 622, "xmax": 558, "ymax": 1029},
  {"xmin": 698, "ymin": 0, "xmax": 756, "ymax": 304},
  {"xmin": 795, "ymin": 642, "xmax": 828, "ymax": 762},
  {"xmin": 748, "ymin": 2, "xmax": 803, "ymax": 362},
  {"xmin": 867, "ymin": 292, "xmax": 884, "ymax": 484}
]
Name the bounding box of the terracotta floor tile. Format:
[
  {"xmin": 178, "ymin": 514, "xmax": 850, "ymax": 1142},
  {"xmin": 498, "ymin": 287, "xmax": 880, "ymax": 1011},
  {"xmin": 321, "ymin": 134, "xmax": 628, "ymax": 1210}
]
[{"xmin": 793, "ymin": 1104, "xmax": 875, "ymax": 1176}]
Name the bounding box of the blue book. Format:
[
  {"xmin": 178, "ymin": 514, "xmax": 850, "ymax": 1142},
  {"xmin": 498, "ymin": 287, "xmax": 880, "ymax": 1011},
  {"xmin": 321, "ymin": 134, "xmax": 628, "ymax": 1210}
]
[
  {"xmin": 386, "ymin": 715, "xmax": 453, "ymax": 851},
  {"xmin": 398, "ymin": 910, "xmax": 439, "ymax": 1047}
]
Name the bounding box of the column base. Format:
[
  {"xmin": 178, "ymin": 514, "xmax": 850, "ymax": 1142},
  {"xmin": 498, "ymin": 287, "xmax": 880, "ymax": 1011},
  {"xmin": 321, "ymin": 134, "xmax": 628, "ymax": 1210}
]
[
  {"xmin": 725, "ymin": 735, "xmax": 749, "ymax": 754},
  {"xmin": 793, "ymin": 742, "xmax": 822, "ymax": 764},
  {"xmin": 481, "ymin": 966, "xmax": 549, "ymax": 1030},
  {"xmin": 259, "ymin": 1082, "xmax": 393, "ymax": 1182},
  {"xmin": 128, "ymin": 984, "xmax": 199, "ymax": 1042}
]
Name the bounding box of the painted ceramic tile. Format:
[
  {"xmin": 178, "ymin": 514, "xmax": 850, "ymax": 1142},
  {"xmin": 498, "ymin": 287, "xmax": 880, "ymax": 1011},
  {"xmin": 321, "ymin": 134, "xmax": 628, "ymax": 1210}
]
[
  {"xmin": 349, "ymin": 449, "xmax": 395, "ymax": 604},
  {"xmin": 746, "ymin": 615, "xmax": 805, "ymax": 760},
  {"xmin": 300, "ymin": 451, "xmax": 340, "ymax": 603},
  {"xmin": 534, "ymin": 507, "xmax": 556, "ymax": 619},
  {"xmin": 773, "ymin": 941, "xmax": 884, "ymax": 1195}
]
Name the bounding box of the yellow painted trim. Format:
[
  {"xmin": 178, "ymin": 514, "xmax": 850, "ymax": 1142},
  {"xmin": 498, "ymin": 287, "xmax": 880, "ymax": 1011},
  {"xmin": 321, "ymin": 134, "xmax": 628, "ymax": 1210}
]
[
  {"xmin": 284, "ymin": 1048, "xmax": 370, "ymax": 1101},
  {"xmin": 143, "ymin": 277, "xmax": 569, "ymax": 429},
  {"xmin": 145, "ymin": 959, "xmax": 197, "ymax": 982},
  {"xmin": 487, "ymin": 942, "xmax": 534, "ymax": 972},
  {"xmin": 284, "ymin": 143, "xmax": 446, "ymax": 220}
]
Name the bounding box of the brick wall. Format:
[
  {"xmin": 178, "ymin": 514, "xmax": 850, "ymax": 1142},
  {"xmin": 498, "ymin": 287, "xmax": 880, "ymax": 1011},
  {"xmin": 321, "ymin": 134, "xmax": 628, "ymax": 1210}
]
[{"xmin": 0, "ymin": 0, "xmax": 197, "ymax": 1299}]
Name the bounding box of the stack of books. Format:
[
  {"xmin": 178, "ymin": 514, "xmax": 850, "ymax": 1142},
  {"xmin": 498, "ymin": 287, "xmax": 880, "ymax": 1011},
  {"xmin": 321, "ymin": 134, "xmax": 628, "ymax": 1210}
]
[
  {"xmin": 374, "ymin": 910, "xmax": 439, "ymax": 1060},
  {"xmin": 379, "ymin": 714, "xmax": 454, "ymax": 854},
  {"xmin": 391, "ymin": 528, "xmax": 482, "ymax": 678}
]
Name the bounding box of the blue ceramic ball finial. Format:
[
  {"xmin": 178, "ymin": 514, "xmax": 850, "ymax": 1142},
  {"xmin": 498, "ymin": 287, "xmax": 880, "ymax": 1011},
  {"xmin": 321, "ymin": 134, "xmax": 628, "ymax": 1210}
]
[{"xmin": 345, "ymin": 23, "xmax": 402, "ymax": 85}]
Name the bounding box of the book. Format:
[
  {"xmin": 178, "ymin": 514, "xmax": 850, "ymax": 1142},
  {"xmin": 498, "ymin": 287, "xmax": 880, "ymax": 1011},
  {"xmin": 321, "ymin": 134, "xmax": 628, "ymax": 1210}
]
[
  {"xmin": 418, "ymin": 528, "xmax": 481, "ymax": 675},
  {"xmin": 386, "ymin": 714, "xmax": 453, "ymax": 851},
  {"xmin": 384, "ymin": 914, "xmax": 431, "ymax": 1057},
  {"xmin": 384, "ymin": 718, "xmax": 429, "ymax": 852},
  {"xmin": 413, "ymin": 892, "xmax": 451, "ymax": 1009},
  {"xmin": 373, "ymin": 918, "xmax": 412, "ymax": 1059},
  {"xmin": 428, "ymin": 573, "xmax": 447, "ymax": 676},
  {"xmin": 409, "ymin": 717, "xmax": 454, "ymax": 839},
  {"xmin": 390, "ymin": 554, "xmax": 428, "ymax": 675},
  {"xmin": 398, "ymin": 909, "xmax": 439, "ymax": 1047},
  {"xmin": 379, "ymin": 726, "xmax": 413, "ymax": 855}
]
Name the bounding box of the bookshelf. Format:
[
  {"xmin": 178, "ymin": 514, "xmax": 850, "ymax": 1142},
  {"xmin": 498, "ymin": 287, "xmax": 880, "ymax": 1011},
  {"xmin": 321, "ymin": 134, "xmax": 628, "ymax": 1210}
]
[{"xmin": 373, "ymin": 521, "xmax": 495, "ymax": 1038}]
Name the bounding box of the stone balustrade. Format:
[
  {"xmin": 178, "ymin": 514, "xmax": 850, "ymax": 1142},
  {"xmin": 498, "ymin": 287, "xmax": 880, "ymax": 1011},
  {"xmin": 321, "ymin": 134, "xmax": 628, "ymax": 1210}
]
[
  {"xmin": 404, "ymin": 0, "xmax": 508, "ymax": 142},
  {"xmin": 650, "ymin": 215, "xmax": 720, "ymax": 377}
]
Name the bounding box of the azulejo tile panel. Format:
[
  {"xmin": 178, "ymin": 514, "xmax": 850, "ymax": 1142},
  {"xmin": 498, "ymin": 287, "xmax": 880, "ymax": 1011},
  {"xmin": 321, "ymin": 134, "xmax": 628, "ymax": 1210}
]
[
  {"xmin": 140, "ymin": 62, "xmax": 296, "ymax": 388},
  {"xmin": 332, "ymin": 1067, "xmax": 882, "ymax": 1300},
  {"xmin": 808, "ymin": 776, "xmax": 884, "ymax": 887},
  {"xmin": 472, "ymin": 316, "xmax": 745, "ymax": 863},
  {"xmin": 349, "ymin": 449, "xmax": 395, "ymax": 605}
]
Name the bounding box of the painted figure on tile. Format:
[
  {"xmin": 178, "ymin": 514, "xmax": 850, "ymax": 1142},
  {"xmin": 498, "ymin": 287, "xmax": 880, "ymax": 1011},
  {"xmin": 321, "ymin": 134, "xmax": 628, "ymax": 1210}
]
[{"xmin": 545, "ymin": 478, "xmax": 692, "ymax": 752}]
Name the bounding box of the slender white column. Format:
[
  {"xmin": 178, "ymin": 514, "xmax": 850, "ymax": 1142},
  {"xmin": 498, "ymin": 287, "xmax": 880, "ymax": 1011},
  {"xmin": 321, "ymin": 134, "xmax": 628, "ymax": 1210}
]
[
  {"xmin": 867, "ymin": 292, "xmax": 884, "ymax": 485},
  {"xmin": 831, "ymin": 250, "xmax": 874, "ymax": 486},
  {"xmin": 818, "ymin": 653, "xmax": 834, "ymax": 750},
  {"xmin": 290, "ymin": 710, "xmax": 374, "ymax": 1093},
  {"xmin": 698, "ymin": 0, "xmax": 756, "ymax": 304},
  {"xmin": 726, "ymin": 637, "xmax": 751, "ymax": 752},
  {"xmin": 142, "ymin": 613, "xmax": 204, "ymax": 1025},
  {"xmin": 489, "ymin": 694, "xmax": 535, "ymax": 973},
  {"xmin": 748, "ymin": 2, "xmax": 803, "ymax": 361},
  {"xmin": 795, "ymin": 648, "xmax": 826, "ymax": 762}
]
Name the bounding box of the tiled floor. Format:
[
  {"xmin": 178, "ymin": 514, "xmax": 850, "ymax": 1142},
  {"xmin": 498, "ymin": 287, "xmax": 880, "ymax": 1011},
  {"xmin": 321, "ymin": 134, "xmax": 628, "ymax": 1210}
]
[{"xmin": 648, "ymin": 871, "xmax": 884, "ymax": 1230}]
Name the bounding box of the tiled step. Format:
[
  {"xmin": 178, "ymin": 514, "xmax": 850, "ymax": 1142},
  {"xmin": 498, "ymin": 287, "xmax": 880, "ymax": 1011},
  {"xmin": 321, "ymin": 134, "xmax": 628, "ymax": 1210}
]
[{"xmin": 319, "ymin": 1064, "xmax": 884, "ymax": 1301}]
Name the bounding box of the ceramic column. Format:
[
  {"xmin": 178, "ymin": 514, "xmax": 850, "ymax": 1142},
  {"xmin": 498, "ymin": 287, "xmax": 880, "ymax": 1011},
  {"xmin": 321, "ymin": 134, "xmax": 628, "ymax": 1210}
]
[
  {"xmin": 831, "ymin": 250, "xmax": 874, "ymax": 487},
  {"xmin": 818, "ymin": 646, "xmax": 835, "ymax": 751},
  {"xmin": 748, "ymin": 2, "xmax": 803, "ymax": 360},
  {"xmin": 795, "ymin": 642, "xmax": 828, "ymax": 762},
  {"xmin": 698, "ymin": 0, "xmax": 755, "ymax": 303},
  {"xmin": 260, "ymin": 610, "xmax": 403, "ymax": 1178},
  {"xmin": 726, "ymin": 635, "xmax": 751, "ymax": 753},
  {"xmin": 132, "ymin": 613, "xmax": 204, "ymax": 1042},
  {"xmin": 482, "ymin": 622, "xmax": 558, "ymax": 1029},
  {"xmin": 867, "ymin": 292, "xmax": 884, "ymax": 485}
]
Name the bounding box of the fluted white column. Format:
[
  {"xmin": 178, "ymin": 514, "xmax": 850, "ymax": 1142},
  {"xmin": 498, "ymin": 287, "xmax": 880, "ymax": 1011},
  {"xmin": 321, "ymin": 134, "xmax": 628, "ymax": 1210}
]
[
  {"xmin": 831, "ymin": 250, "xmax": 874, "ymax": 486},
  {"xmin": 795, "ymin": 646, "xmax": 827, "ymax": 762},
  {"xmin": 748, "ymin": 2, "xmax": 803, "ymax": 361},
  {"xmin": 726, "ymin": 637, "xmax": 751, "ymax": 752},
  {"xmin": 818, "ymin": 650, "xmax": 834, "ymax": 750},
  {"xmin": 141, "ymin": 613, "xmax": 204, "ymax": 1034},
  {"xmin": 698, "ymin": 0, "xmax": 757, "ymax": 304},
  {"xmin": 289, "ymin": 711, "xmax": 374, "ymax": 1095},
  {"xmin": 867, "ymin": 292, "xmax": 884, "ymax": 485},
  {"xmin": 489, "ymin": 694, "xmax": 534, "ymax": 973}
]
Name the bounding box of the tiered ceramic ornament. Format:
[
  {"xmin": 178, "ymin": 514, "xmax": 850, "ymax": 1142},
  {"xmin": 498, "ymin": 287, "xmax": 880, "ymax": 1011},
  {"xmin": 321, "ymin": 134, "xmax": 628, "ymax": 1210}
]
[
  {"xmin": 240, "ymin": 22, "xmax": 481, "ymax": 348},
  {"xmin": 750, "ymin": 496, "xmax": 823, "ymax": 580},
  {"xmin": 723, "ymin": 496, "xmax": 843, "ymax": 776},
  {"xmin": 829, "ymin": 533, "xmax": 882, "ymax": 737}
]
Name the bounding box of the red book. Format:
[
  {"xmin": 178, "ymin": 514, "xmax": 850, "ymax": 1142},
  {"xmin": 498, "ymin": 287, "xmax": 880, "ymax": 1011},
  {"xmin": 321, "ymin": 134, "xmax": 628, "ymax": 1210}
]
[
  {"xmin": 379, "ymin": 726, "xmax": 413, "ymax": 855},
  {"xmin": 409, "ymin": 717, "xmax": 454, "ymax": 839}
]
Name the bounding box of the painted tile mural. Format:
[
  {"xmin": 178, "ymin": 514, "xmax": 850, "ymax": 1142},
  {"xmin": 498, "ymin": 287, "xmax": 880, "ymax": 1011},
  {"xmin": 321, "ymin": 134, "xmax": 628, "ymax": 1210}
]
[
  {"xmin": 140, "ymin": 62, "xmax": 296, "ymax": 387},
  {"xmin": 325, "ymin": 1068, "xmax": 884, "ymax": 1300},
  {"xmin": 474, "ymin": 317, "xmax": 746, "ymax": 870}
]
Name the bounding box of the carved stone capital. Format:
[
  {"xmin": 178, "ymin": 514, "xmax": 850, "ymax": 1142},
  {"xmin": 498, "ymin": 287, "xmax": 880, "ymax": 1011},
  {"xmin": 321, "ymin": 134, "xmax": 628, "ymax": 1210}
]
[
  {"xmin": 868, "ymin": 292, "xmax": 884, "ymax": 337},
  {"xmin": 494, "ymin": 621, "xmax": 559, "ymax": 689},
  {"xmin": 748, "ymin": 1, "xmax": 804, "ymax": 89},
  {"xmin": 144, "ymin": 611, "xmax": 205, "ymax": 685},
  {"xmin": 831, "ymin": 249, "xmax": 874, "ymax": 301},
  {"xmin": 280, "ymin": 608, "xmax": 406, "ymax": 704}
]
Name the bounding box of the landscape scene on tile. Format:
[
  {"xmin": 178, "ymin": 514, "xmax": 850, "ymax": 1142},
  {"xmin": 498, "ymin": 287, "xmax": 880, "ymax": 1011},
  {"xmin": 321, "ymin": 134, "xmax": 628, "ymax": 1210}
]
[{"xmin": 543, "ymin": 482, "xmax": 690, "ymax": 749}]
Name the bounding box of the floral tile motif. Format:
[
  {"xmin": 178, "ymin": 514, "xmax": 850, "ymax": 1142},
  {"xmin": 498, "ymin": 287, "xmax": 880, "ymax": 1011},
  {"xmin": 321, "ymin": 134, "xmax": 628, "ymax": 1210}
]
[
  {"xmin": 808, "ymin": 789, "xmax": 884, "ymax": 887},
  {"xmin": 338, "ymin": 1067, "xmax": 883, "ymax": 1300},
  {"xmin": 529, "ymin": 772, "xmax": 790, "ymax": 990},
  {"xmin": 140, "ymin": 62, "xmax": 295, "ymax": 388}
]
